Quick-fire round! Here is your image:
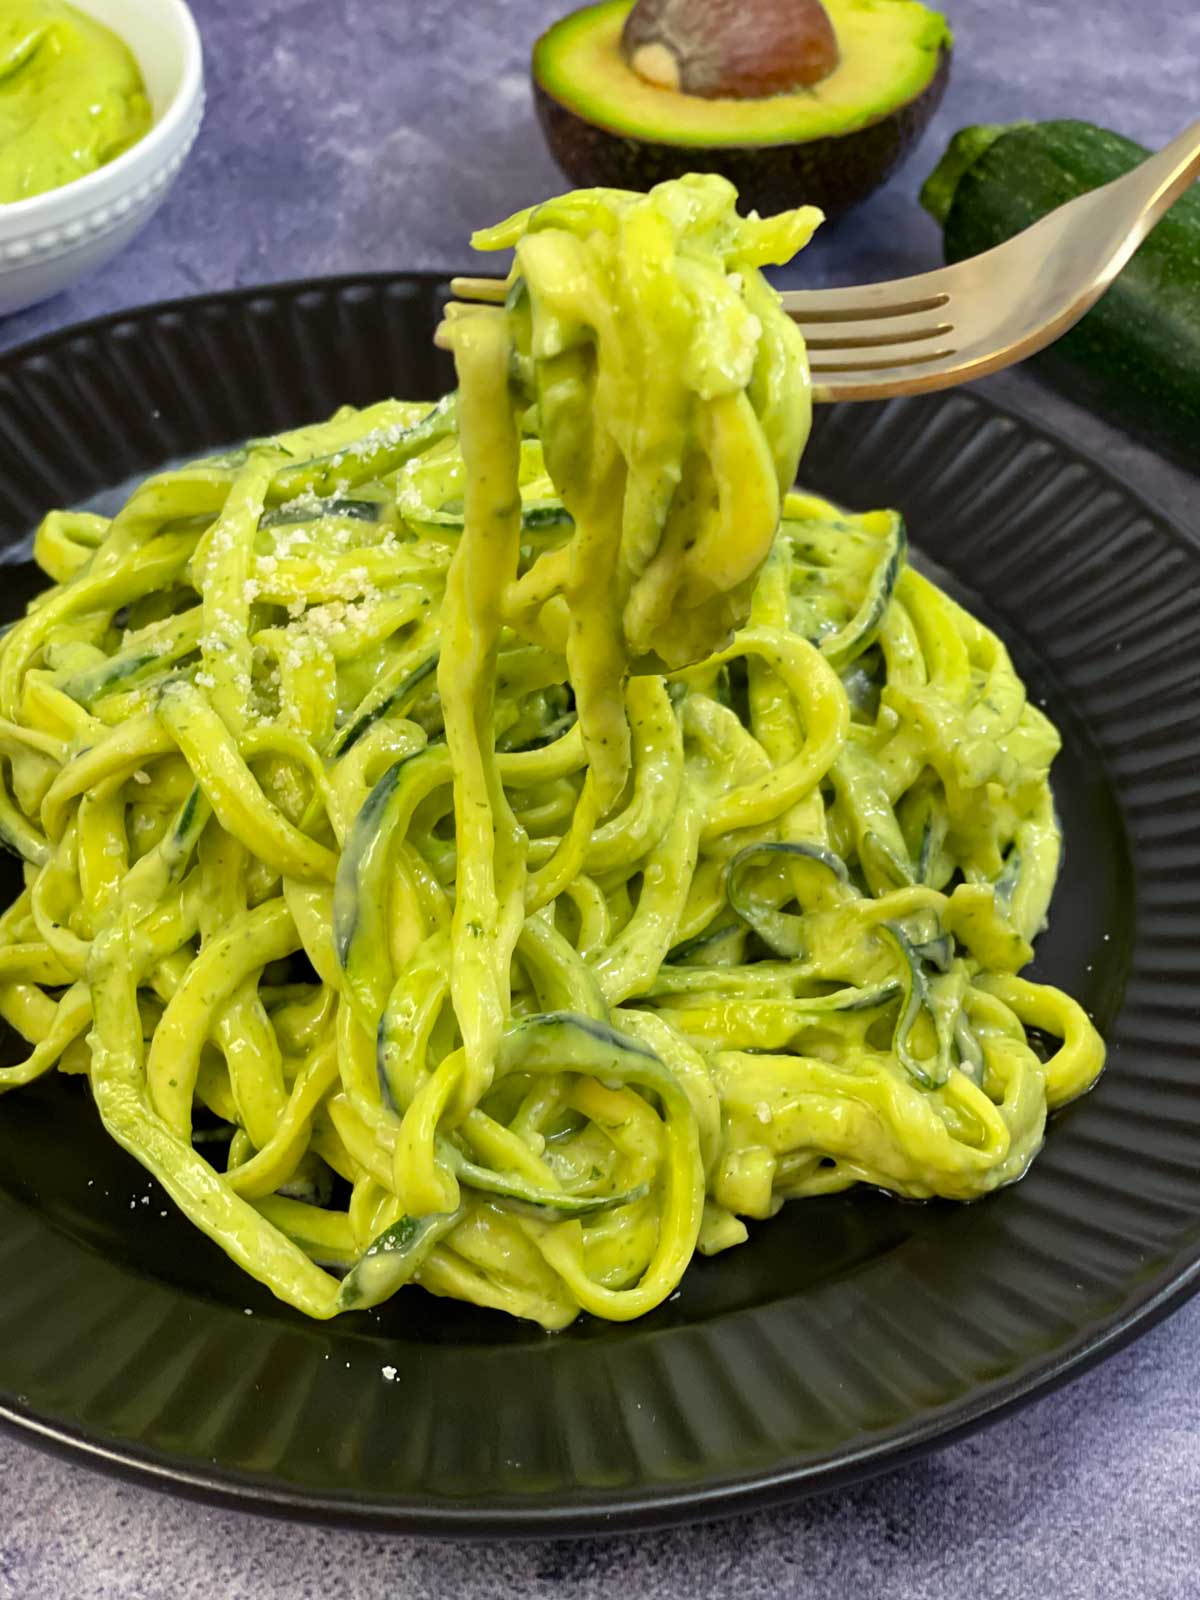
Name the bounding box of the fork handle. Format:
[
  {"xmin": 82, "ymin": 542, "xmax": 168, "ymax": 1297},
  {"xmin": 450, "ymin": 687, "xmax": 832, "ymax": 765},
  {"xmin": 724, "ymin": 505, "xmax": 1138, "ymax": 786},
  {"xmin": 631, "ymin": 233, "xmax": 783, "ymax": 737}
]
[
  {"xmin": 1136, "ymin": 117, "xmax": 1200, "ymax": 199},
  {"xmin": 1114, "ymin": 118, "xmax": 1200, "ymax": 245}
]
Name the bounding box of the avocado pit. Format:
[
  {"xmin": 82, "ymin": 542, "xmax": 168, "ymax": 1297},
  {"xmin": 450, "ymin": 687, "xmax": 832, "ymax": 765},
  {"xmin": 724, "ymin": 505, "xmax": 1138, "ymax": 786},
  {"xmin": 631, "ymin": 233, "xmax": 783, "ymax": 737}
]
[{"xmin": 621, "ymin": 0, "xmax": 840, "ymax": 99}]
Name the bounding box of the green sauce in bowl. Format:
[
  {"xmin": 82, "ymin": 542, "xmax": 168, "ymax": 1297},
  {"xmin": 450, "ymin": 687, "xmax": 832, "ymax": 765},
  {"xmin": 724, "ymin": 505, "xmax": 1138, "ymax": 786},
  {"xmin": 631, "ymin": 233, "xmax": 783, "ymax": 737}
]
[{"xmin": 0, "ymin": 0, "xmax": 152, "ymax": 203}]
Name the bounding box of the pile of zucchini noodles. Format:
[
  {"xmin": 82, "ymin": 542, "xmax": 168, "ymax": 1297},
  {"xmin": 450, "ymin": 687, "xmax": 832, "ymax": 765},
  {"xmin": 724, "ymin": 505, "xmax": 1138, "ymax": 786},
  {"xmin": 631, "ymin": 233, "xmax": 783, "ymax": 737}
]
[{"xmin": 0, "ymin": 175, "xmax": 1103, "ymax": 1326}]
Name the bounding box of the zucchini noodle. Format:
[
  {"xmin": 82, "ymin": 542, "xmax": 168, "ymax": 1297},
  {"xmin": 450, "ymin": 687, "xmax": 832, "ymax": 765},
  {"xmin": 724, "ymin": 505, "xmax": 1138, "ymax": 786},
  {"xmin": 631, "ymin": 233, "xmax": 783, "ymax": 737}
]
[{"xmin": 0, "ymin": 175, "xmax": 1103, "ymax": 1326}]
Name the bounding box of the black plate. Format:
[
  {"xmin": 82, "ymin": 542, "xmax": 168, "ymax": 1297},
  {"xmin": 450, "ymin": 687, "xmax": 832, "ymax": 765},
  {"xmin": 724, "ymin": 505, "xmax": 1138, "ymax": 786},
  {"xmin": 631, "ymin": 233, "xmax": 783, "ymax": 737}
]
[{"xmin": 0, "ymin": 277, "xmax": 1197, "ymax": 1537}]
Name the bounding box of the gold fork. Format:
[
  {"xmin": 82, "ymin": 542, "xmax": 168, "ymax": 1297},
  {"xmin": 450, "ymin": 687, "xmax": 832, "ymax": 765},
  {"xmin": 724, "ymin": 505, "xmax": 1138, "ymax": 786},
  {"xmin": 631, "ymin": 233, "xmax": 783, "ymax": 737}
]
[{"xmin": 440, "ymin": 120, "xmax": 1200, "ymax": 403}]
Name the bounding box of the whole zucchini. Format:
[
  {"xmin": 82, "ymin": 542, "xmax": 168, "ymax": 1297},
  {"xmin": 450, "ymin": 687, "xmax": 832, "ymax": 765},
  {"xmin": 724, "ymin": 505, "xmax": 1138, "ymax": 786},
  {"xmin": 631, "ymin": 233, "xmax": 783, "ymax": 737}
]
[{"xmin": 920, "ymin": 120, "xmax": 1200, "ymax": 470}]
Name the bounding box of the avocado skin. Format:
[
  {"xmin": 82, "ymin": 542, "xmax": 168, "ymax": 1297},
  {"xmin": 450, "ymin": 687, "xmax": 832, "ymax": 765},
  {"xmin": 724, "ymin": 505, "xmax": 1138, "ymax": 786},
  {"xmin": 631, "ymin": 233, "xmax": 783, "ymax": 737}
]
[{"xmin": 533, "ymin": 49, "xmax": 950, "ymax": 219}]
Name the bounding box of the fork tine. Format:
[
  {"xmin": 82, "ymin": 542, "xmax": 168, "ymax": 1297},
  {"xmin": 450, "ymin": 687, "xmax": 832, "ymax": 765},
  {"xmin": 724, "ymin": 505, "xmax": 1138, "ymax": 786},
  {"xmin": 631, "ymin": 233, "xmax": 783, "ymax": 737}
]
[
  {"xmin": 808, "ymin": 347, "xmax": 957, "ymax": 375},
  {"xmin": 441, "ymin": 275, "xmax": 958, "ymax": 394},
  {"xmin": 449, "ymin": 275, "xmax": 510, "ymax": 304},
  {"xmin": 446, "ymin": 272, "xmax": 959, "ymax": 324},
  {"xmin": 798, "ymin": 316, "xmax": 954, "ymax": 351},
  {"xmin": 781, "ymin": 283, "xmax": 953, "ymax": 322}
]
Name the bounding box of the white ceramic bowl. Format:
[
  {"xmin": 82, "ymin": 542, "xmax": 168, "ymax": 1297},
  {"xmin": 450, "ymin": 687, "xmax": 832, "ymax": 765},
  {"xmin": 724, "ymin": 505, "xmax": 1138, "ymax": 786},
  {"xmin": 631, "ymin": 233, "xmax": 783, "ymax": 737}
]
[{"xmin": 0, "ymin": 0, "xmax": 204, "ymax": 317}]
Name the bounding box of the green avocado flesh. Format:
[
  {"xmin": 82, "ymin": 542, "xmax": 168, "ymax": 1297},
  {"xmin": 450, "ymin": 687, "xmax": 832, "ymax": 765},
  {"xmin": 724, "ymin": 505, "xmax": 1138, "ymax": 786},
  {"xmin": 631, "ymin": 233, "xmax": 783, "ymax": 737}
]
[{"xmin": 533, "ymin": 0, "xmax": 951, "ymax": 149}]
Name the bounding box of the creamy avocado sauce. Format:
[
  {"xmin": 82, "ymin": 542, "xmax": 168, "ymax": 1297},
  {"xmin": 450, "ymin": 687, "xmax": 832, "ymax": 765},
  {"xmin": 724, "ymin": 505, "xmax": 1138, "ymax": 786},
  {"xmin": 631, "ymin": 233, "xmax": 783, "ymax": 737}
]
[{"xmin": 0, "ymin": 0, "xmax": 151, "ymax": 203}]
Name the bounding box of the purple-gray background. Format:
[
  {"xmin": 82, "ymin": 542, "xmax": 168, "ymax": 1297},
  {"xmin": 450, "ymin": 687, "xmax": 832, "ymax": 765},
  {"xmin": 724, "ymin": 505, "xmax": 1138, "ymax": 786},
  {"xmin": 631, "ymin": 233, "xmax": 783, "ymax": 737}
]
[{"xmin": 1, "ymin": 1, "xmax": 1196, "ymax": 1594}]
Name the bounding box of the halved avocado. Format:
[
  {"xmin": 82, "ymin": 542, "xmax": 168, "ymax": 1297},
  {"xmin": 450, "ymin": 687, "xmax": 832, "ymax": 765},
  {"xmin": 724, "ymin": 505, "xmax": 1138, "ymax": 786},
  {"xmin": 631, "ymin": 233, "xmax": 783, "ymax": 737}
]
[{"xmin": 532, "ymin": 0, "xmax": 952, "ymax": 218}]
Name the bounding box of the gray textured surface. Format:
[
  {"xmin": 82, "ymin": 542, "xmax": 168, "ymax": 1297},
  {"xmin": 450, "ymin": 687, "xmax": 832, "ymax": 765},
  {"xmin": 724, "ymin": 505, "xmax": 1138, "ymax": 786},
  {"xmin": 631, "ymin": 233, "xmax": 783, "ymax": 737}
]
[
  {"xmin": 0, "ymin": 0, "xmax": 1197, "ymax": 1594},
  {"xmin": 2, "ymin": 1300, "xmax": 1199, "ymax": 1600}
]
